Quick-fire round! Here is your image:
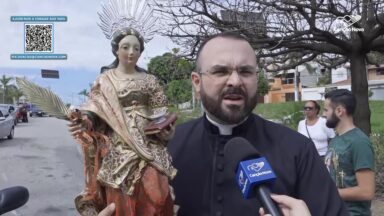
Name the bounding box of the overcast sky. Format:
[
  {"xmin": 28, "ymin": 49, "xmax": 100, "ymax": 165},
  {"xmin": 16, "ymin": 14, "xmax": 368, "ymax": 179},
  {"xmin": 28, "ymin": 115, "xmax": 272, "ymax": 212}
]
[{"xmin": 0, "ymin": 0, "xmax": 176, "ymax": 105}]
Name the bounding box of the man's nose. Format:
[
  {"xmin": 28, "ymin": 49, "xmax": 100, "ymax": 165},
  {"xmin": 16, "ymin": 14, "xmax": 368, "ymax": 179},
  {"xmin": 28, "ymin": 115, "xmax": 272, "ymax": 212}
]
[{"xmin": 226, "ymin": 70, "xmax": 242, "ymax": 86}]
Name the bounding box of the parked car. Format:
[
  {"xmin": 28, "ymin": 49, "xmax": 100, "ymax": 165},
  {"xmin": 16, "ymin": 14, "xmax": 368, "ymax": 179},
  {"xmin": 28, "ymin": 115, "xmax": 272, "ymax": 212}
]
[
  {"xmin": 0, "ymin": 104, "xmax": 17, "ymax": 126},
  {"xmin": 30, "ymin": 109, "xmax": 45, "ymax": 117},
  {"xmin": 28, "ymin": 104, "xmax": 46, "ymax": 117},
  {"xmin": 0, "ymin": 108, "xmax": 14, "ymax": 139}
]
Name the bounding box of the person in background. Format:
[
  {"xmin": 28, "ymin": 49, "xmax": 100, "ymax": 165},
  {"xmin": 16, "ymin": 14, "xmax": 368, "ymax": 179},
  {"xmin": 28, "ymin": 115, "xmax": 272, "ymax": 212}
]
[
  {"xmin": 298, "ymin": 100, "xmax": 335, "ymax": 159},
  {"xmin": 323, "ymin": 89, "xmax": 375, "ymax": 216}
]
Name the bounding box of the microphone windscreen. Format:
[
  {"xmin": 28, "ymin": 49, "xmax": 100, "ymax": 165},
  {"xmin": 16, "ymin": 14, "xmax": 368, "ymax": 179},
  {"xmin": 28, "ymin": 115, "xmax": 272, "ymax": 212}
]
[{"xmin": 224, "ymin": 137, "xmax": 260, "ymax": 173}]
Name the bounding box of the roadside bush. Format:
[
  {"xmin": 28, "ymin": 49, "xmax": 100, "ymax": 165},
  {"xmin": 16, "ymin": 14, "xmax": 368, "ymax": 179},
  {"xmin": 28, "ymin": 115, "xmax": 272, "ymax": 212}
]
[{"xmin": 280, "ymin": 102, "xmax": 304, "ymax": 129}]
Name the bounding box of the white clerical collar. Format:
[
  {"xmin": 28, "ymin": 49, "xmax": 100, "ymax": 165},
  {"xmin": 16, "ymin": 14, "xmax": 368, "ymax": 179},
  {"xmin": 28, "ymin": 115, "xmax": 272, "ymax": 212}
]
[{"xmin": 205, "ymin": 113, "xmax": 247, "ymax": 135}]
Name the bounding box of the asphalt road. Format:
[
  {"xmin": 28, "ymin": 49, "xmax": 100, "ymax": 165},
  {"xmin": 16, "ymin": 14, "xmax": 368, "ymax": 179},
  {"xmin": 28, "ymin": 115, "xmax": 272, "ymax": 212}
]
[{"xmin": 0, "ymin": 117, "xmax": 84, "ymax": 216}]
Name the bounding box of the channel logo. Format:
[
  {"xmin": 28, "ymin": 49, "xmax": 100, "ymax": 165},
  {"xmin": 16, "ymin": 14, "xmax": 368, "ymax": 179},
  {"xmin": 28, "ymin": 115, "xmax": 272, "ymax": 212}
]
[
  {"xmin": 337, "ymin": 15, "xmax": 361, "ymax": 27},
  {"xmin": 236, "ymin": 157, "xmax": 277, "ymax": 198},
  {"xmin": 247, "ymin": 161, "xmax": 264, "ymax": 172},
  {"xmin": 333, "ymin": 15, "xmax": 364, "ymax": 33}
]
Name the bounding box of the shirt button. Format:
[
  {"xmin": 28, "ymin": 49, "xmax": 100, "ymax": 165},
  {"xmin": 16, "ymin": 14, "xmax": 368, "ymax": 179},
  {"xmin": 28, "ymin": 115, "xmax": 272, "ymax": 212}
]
[
  {"xmin": 216, "ymin": 211, "xmax": 223, "ymax": 216},
  {"xmin": 217, "ymin": 195, "xmax": 223, "ymax": 203},
  {"xmin": 217, "ymin": 163, "xmax": 224, "ymax": 171}
]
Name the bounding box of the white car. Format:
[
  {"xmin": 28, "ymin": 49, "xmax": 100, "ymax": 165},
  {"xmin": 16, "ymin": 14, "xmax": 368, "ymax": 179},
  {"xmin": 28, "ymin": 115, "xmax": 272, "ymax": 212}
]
[
  {"xmin": 0, "ymin": 108, "xmax": 14, "ymax": 139},
  {"xmin": 0, "ymin": 104, "xmax": 17, "ymax": 125}
]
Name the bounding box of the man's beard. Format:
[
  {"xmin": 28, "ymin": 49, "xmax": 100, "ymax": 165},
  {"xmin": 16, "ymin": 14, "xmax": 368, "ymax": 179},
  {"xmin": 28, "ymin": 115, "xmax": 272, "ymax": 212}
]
[
  {"xmin": 326, "ymin": 111, "xmax": 340, "ymax": 128},
  {"xmin": 200, "ymin": 86, "xmax": 258, "ymax": 124}
]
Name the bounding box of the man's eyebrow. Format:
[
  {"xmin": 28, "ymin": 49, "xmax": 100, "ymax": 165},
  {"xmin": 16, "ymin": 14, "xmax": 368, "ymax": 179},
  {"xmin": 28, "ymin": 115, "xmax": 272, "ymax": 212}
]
[
  {"xmin": 210, "ymin": 65, "xmax": 255, "ymax": 69},
  {"xmin": 238, "ymin": 65, "xmax": 256, "ymax": 70},
  {"xmin": 210, "ymin": 65, "xmax": 228, "ymax": 70}
]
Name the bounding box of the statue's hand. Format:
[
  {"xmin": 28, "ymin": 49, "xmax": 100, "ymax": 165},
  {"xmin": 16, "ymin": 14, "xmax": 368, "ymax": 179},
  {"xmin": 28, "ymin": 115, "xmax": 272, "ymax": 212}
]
[
  {"xmin": 155, "ymin": 123, "xmax": 175, "ymax": 143},
  {"xmin": 68, "ymin": 110, "xmax": 93, "ymax": 138}
]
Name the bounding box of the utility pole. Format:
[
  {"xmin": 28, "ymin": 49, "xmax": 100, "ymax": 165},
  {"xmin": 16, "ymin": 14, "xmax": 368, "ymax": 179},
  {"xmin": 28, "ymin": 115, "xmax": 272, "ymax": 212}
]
[{"xmin": 294, "ymin": 66, "xmax": 299, "ymax": 101}]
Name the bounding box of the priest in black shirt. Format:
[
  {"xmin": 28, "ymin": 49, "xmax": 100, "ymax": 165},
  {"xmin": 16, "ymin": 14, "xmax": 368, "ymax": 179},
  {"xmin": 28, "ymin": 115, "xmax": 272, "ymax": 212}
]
[{"xmin": 167, "ymin": 32, "xmax": 348, "ymax": 216}]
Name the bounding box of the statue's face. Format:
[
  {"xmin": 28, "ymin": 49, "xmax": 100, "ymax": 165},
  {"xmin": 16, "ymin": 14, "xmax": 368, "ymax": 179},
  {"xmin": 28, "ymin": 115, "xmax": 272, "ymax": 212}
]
[{"xmin": 116, "ymin": 35, "xmax": 141, "ymax": 66}]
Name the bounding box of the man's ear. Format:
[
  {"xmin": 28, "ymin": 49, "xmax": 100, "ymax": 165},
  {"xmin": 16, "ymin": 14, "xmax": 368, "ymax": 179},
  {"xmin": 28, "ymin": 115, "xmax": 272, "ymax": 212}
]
[
  {"xmin": 191, "ymin": 71, "xmax": 201, "ymax": 100},
  {"xmin": 335, "ymin": 105, "xmax": 345, "ymax": 118}
]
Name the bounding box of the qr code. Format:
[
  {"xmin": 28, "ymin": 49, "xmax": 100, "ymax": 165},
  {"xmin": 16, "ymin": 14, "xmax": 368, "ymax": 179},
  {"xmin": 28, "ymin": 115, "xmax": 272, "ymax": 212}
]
[{"xmin": 25, "ymin": 24, "xmax": 53, "ymax": 52}]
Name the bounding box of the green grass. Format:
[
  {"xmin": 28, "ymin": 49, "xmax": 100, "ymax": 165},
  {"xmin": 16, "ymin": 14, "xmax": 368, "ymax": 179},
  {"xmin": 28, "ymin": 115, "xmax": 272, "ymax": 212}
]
[
  {"xmin": 254, "ymin": 101, "xmax": 305, "ymax": 129},
  {"xmin": 169, "ymin": 105, "xmax": 203, "ymax": 124},
  {"xmin": 255, "ymin": 100, "xmax": 384, "ymax": 132},
  {"xmin": 370, "ymin": 101, "xmax": 384, "ymax": 133}
]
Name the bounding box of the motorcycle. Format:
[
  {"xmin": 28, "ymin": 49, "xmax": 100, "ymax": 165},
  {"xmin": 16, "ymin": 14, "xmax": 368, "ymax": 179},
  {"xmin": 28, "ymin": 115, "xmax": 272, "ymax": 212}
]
[{"xmin": 0, "ymin": 186, "xmax": 29, "ymax": 215}]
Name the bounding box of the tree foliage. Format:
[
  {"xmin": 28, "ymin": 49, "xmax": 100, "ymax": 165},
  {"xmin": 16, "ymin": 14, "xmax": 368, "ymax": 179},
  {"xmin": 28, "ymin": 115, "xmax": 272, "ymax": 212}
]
[
  {"xmin": 152, "ymin": 0, "xmax": 384, "ymax": 135},
  {"xmin": 166, "ymin": 79, "xmax": 192, "ymax": 104},
  {"xmin": 317, "ymin": 69, "xmax": 332, "ymax": 86},
  {"xmin": 0, "ymin": 75, "xmax": 14, "ymax": 103},
  {"xmin": 148, "ymin": 52, "xmax": 195, "ymax": 105},
  {"xmin": 7, "ymin": 85, "xmax": 23, "ymax": 103},
  {"xmin": 257, "ymin": 72, "xmax": 270, "ymax": 96},
  {"xmin": 148, "ymin": 52, "xmax": 195, "ymax": 86}
]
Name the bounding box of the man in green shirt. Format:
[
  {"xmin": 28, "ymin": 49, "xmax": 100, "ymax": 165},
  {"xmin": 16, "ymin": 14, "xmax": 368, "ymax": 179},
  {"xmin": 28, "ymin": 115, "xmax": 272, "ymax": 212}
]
[{"xmin": 323, "ymin": 89, "xmax": 375, "ymax": 216}]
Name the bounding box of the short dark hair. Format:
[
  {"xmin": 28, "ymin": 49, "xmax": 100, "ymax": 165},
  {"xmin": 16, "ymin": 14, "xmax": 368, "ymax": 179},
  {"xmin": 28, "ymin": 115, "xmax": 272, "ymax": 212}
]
[
  {"xmin": 324, "ymin": 89, "xmax": 356, "ymax": 115},
  {"xmin": 195, "ymin": 32, "xmax": 252, "ymax": 72}
]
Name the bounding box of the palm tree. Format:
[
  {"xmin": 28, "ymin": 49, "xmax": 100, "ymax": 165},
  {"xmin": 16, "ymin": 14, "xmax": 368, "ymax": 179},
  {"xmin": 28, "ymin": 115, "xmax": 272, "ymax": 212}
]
[
  {"xmin": 0, "ymin": 75, "xmax": 13, "ymax": 103},
  {"xmin": 7, "ymin": 85, "xmax": 24, "ymax": 104}
]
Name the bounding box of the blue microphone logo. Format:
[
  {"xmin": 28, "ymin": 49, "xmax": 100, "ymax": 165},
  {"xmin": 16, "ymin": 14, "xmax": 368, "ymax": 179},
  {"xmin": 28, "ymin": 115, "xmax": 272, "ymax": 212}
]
[
  {"xmin": 236, "ymin": 157, "xmax": 276, "ymax": 198},
  {"xmin": 247, "ymin": 161, "xmax": 264, "ymax": 172}
]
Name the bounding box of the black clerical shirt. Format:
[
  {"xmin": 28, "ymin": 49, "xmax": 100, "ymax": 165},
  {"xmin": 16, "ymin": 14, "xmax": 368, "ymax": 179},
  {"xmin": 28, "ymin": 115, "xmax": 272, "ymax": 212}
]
[{"xmin": 167, "ymin": 114, "xmax": 347, "ymax": 216}]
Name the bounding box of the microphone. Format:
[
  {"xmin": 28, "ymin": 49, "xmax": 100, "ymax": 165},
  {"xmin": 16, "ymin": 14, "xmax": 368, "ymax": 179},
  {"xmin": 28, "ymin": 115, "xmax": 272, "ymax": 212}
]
[
  {"xmin": 224, "ymin": 137, "xmax": 282, "ymax": 216},
  {"xmin": 0, "ymin": 186, "xmax": 29, "ymax": 214}
]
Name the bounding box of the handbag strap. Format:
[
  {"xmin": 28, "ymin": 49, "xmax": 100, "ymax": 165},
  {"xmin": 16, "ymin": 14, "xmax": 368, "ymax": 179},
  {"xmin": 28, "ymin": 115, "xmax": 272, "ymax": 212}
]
[{"xmin": 305, "ymin": 120, "xmax": 313, "ymax": 141}]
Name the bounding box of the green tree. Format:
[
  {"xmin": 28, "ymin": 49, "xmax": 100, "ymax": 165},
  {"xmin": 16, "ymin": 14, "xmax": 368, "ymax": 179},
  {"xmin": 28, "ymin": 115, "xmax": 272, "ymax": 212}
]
[
  {"xmin": 317, "ymin": 69, "xmax": 332, "ymax": 86},
  {"xmin": 155, "ymin": 0, "xmax": 384, "ymax": 135},
  {"xmin": 148, "ymin": 52, "xmax": 194, "ymax": 86},
  {"xmin": 7, "ymin": 84, "xmax": 23, "ymax": 104},
  {"xmin": 166, "ymin": 79, "xmax": 192, "ymax": 104},
  {"xmin": 257, "ymin": 72, "xmax": 270, "ymax": 96},
  {"xmin": 148, "ymin": 51, "xmax": 195, "ymax": 105},
  {"xmin": 0, "ymin": 75, "xmax": 13, "ymax": 103}
]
